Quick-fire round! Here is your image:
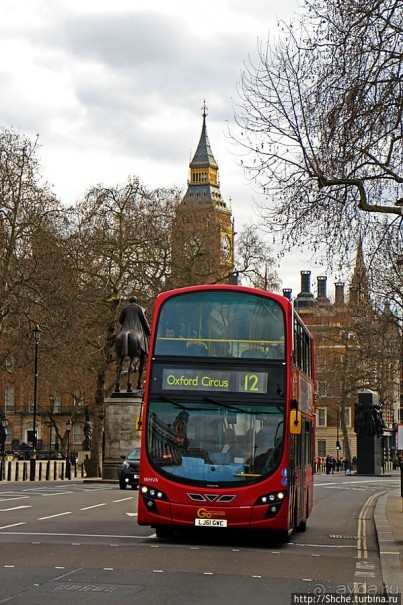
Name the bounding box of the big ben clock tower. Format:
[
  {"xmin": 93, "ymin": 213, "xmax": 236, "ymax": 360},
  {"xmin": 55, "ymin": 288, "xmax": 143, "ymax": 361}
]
[{"xmin": 172, "ymin": 102, "xmax": 234, "ymax": 287}]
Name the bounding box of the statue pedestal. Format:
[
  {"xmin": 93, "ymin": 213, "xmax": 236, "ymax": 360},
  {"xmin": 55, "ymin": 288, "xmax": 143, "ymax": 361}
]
[
  {"xmin": 357, "ymin": 435, "xmax": 382, "ymax": 475},
  {"xmin": 102, "ymin": 392, "xmax": 143, "ymax": 480}
]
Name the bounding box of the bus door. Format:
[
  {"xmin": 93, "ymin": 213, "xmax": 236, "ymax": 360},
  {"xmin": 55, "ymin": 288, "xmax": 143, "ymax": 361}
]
[{"xmin": 289, "ymin": 429, "xmax": 303, "ymax": 529}]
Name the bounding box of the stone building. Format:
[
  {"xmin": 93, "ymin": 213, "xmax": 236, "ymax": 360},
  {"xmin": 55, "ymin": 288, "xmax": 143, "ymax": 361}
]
[
  {"xmin": 171, "ymin": 103, "xmax": 235, "ymax": 287},
  {"xmin": 290, "ymin": 250, "xmax": 401, "ymax": 465}
]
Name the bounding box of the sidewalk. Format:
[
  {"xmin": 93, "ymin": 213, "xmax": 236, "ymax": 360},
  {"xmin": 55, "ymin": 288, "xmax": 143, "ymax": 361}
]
[{"xmin": 374, "ymin": 488, "xmax": 402, "ymax": 598}]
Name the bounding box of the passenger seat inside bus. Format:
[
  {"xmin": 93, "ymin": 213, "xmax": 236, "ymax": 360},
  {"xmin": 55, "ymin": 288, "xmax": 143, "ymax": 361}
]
[{"xmin": 241, "ymin": 348, "xmax": 265, "ymax": 358}]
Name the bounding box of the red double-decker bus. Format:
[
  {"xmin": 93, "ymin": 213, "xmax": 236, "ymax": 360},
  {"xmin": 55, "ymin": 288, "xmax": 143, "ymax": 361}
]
[{"xmin": 138, "ymin": 285, "xmax": 314, "ymax": 540}]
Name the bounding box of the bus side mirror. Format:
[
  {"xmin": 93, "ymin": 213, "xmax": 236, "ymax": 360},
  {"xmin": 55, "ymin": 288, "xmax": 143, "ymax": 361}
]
[{"xmin": 290, "ymin": 410, "xmax": 302, "ymax": 434}]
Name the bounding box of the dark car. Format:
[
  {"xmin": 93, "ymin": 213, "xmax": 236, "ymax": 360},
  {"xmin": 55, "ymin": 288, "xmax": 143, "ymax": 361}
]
[{"xmin": 118, "ymin": 447, "xmax": 141, "ymax": 489}]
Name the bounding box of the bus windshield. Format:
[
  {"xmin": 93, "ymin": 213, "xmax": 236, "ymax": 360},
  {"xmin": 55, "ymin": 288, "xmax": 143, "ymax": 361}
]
[
  {"xmin": 154, "ymin": 290, "xmax": 285, "ymax": 360},
  {"xmin": 146, "ymin": 400, "xmax": 284, "ymax": 485}
]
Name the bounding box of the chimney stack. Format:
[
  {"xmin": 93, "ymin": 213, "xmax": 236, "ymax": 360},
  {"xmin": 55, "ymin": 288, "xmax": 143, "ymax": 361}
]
[
  {"xmin": 295, "ymin": 271, "xmax": 314, "ymax": 310},
  {"xmin": 317, "ymin": 276, "xmax": 328, "ymax": 299},
  {"xmin": 335, "ymin": 282, "xmax": 345, "ymax": 305},
  {"xmin": 301, "ymin": 271, "xmax": 312, "ymax": 294},
  {"xmin": 282, "ymin": 288, "xmax": 292, "ymax": 300}
]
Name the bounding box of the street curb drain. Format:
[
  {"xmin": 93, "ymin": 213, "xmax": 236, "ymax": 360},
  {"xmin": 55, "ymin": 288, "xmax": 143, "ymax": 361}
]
[{"xmin": 54, "ymin": 583, "xmax": 119, "ymax": 593}]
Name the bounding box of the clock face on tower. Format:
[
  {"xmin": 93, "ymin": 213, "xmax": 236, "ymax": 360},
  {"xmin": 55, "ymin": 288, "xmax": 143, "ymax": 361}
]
[{"xmin": 220, "ymin": 233, "xmax": 231, "ymax": 260}]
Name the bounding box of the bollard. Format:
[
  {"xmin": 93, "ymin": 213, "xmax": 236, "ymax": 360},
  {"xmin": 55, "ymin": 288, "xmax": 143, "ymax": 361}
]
[
  {"xmin": 39, "ymin": 462, "xmax": 42, "ymax": 481},
  {"xmin": 53, "ymin": 461, "xmax": 57, "ymax": 481},
  {"xmin": 46, "ymin": 461, "xmax": 50, "ymax": 481},
  {"xmin": 23, "ymin": 462, "xmax": 27, "ymax": 481},
  {"xmin": 29, "ymin": 458, "xmax": 36, "ymax": 481},
  {"xmin": 15, "ymin": 461, "xmax": 19, "ymax": 481},
  {"xmin": 7, "ymin": 461, "xmax": 11, "ymax": 482},
  {"xmin": 61, "ymin": 462, "xmax": 65, "ymax": 480}
]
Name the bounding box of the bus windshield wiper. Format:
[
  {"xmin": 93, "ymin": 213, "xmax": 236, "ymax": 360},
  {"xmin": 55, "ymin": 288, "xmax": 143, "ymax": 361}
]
[
  {"xmin": 156, "ymin": 395, "xmax": 204, "ymax": 411},
  {"xmin": 202, "ymin": 397, "xmax": 250, "ymax": 414}
]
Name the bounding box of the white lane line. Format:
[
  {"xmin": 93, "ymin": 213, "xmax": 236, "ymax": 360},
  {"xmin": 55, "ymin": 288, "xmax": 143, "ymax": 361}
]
[
  {"xmin": 80, "ymin": 503, "xmax": 106, "ymax": 511},
  {"xmin": 126, "ymin": 512, "xmax": 137, "ymax": 517},
  {"xmin": 113, "ymin": 497, "xmax": 133, "ymax": 503},
  {"xmin": 0, "ymin": 506, "xmax": 31, "ymax": 512},
  {"xmin": 0, "ymin": 522, "xmax": 26, "ymax": 530},
  {"xmin": 42, "ymin": 492, "xmax": 74, "ymax": 497},
  {"xmin": 38, "ymin": 512, "xmax": 72, "ymax": 520},
  {"xmin": 315, "ymin": 479, "xmax": 399, "ymax": 487},
  {"xmin": 0, "ymin": 530, "xmax": 152, "ymax": 539},
  {"xmin": 0, "ymin": 496, "xmax": 30, "ymax": 502}
]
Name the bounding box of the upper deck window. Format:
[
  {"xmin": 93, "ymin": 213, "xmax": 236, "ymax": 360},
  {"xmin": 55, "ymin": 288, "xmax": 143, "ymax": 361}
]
[{"xmin": 154, "ymin": 290, "xmax": 285, "ymax": 360}]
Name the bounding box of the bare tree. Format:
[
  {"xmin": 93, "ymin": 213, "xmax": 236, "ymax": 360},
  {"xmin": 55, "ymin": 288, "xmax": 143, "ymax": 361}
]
[
  {"xmin": 66, "ymin": 179, "xmax": 177, "ymax": 475},
  {"xmin": 234, "ymin": 0, "xmax": 402, "ymax": 303},
  {"xmin": 0, "ymin": 128, "xmax": 61, "ymax": 345},
  {"xmin": 235, "ymin": 223, "xmax": 280, "ymax": 291}
]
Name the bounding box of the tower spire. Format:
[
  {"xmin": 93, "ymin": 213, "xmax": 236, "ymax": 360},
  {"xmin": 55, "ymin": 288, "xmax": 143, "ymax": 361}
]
[{"xmin": 190, "ymin": 100, "xmax": 217, "ymax": 169}]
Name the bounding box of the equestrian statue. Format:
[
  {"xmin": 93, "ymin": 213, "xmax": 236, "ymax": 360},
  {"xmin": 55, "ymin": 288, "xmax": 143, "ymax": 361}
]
[{"xmin": 115, "ymin": 296, "xmax": 151, "ymax": 393}]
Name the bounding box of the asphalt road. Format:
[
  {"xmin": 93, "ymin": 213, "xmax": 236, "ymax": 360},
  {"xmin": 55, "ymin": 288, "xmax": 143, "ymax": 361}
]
[{"xmin": 0, "ymin": 474, "xmax": 399, "ymax": 605}]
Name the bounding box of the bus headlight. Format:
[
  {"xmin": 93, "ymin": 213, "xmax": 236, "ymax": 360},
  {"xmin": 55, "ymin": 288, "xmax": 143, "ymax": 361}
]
[
  {"xmin": 140, "ymin": 485, "xmax": 168, "ymax": 501},
  {"xmin": 254, "ymin": 491, "xmax": 287, "ymax": 517}
]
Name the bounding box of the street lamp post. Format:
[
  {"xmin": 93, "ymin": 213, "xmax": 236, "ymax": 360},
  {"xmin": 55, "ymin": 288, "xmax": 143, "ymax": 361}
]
[
  {"xmin": 66, "ymin": 418, "xmax": 72, "ymax": 480},
  {"xmin": 32, "ymin": 325, "xmax": 41, "ymax": 453},
  {"xmin": 30, "ymin": 325, "xmax": 41, "ymax": 481},
  {"xmin": 49, "ymin": 395, "xmax": 55, "ymax": 461},
  {"xmin": 0, "ymin": 414, "xmax": 9, "ymax": 481}
]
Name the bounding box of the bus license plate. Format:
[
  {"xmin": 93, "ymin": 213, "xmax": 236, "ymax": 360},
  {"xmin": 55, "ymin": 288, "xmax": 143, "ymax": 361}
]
[{"xmin": 194, "ymin": 518, "xmax": 227, "ymax": 527}]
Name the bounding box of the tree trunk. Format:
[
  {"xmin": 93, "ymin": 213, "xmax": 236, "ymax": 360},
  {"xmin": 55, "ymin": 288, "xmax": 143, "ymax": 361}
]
[{"xmin": 86, "ymin": 369, "xmax": 106, "ymax": 477}]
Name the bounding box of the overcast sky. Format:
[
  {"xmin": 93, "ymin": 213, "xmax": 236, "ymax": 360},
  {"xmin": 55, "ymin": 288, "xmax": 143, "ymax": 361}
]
[{"xmin": 1, "ymin": 0, "xmax": 335, "ymax": 298}]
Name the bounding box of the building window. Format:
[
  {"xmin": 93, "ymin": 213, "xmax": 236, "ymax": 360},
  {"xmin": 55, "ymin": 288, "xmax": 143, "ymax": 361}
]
[
  {"xmin": 317, "ymin": 440, "xmax": 326, "ymax": 457},
  {"xmin": 5, "ymin": 426, "xmax": 12, "ymax": 445},
  {"xmin": 52, "ymin": 394, "xmax": 62, "ymax": 413},
  {"xmin": 317, "ymin": 407, "xmax": 327, "ymax": 427},
  {"xmin": 73, "ymin": 424, "xmax": 82, "ymax": 445},
  {"xmin": 5, "ymin": 356, "xmax": 14, "ymax": 371},
  {"xmin": 5, "ymin": 386, "xmax": 15, "ymax": 413},
  {"xmin": 345, "ymin": 407, "xmax": 351, "ymax": 428},
  {"xmin": 317, "ymin": 381, "xmax": 327, "ymax": 397}
]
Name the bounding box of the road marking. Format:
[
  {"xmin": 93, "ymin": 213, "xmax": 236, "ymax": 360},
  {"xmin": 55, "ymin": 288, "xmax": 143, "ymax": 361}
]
[
  {"xmin": 38, "ymin": 512, "xmax": 72, "ymax": 520},
  {"xmin": 357, "ymin": 491, "xmax": 386, "ymax": 559},
  {"xmin": 0, "ymin": 505, "xmax": 31, "ymax": 512},
  {"xmin": 0, "ymin": 496, "xmax": 30, "ymax": 502},
  {"xmin": 113, "ymin": 497, "xmax": 133, "ymax": 503},
  {"xmin": 316, "ymin": 479, "xmax": 399, "ymax": 487},
  {"xmin": 126, "ymin": 512, "xmax": 137, "ymax": 517},
  {"xmin": 42, "ymin": 492, "xmax": 74, "ymax": 497},
  {"xmin": 0, "ymin": 522, "xmax": 26, "ymax": 530},
  {"xmin": 0, "ymin": 531, "xmax": 153, "ymax": 539},
  {"xmin": 4, "ymin": 565, "xmax": 15, "ymax": 568},
  {"xmin": 380, "ymin": 551, "xmax": 399, "ymax": 554},
  {"xmin": 80, "ymin": 503, "xmax": 106, "ymax": 510}
]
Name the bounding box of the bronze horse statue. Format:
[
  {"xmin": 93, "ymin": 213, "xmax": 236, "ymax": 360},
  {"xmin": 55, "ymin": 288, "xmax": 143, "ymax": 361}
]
[{"xmin": 115, "ymin": 297, "xmax": 150, "ymax": 393}]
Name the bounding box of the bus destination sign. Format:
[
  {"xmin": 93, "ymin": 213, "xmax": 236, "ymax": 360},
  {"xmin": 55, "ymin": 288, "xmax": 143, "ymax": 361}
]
[{"xmin": 161, "ymin": 369, "xmax": 268, "ymax": 394}]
